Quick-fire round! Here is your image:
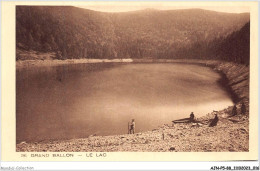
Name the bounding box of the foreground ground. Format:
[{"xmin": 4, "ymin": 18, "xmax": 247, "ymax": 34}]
[
  {"xmin": 17, "ymin": 111, "xmax": 249, "ymax": 152},
  {"xmin": 16, "ymin": 59, "xmax": 249, "ymax": 152}
]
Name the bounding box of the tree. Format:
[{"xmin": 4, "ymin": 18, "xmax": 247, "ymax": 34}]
[{"xmin": 27, "ymin": 32, "xmax": 34, "ymax": 50}]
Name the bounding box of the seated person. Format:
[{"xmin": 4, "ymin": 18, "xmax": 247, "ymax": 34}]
[
  {"xmin": 190, "ymin": 112, "xmax": 195, "ymax": 122},
  {"xmin": 209, "ymin": 114, "xmax": 219, "ymax": 127}
]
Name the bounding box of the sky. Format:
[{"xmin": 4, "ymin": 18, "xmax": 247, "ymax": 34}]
[{"xmin": 75, "ymin": 4, "xmax": 250, "ymax": 13}]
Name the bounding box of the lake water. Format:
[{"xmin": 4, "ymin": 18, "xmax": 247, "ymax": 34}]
[{"xmin": 16, "ymin": 63, "xmax": 233, "ymax": 142}]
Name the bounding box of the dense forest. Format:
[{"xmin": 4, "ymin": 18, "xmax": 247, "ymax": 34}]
[
  {"xmin": 16, "ymin": 6, "xmax": 250, "ymax": 64},
  {"xmin": 176, "ymin": 22, "xmax": 250, "ymax": 65}
]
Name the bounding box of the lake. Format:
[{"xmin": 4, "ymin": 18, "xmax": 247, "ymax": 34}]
[{"xmin": 16, "ymin": 63, "xmax": 233, "ymax": 142}]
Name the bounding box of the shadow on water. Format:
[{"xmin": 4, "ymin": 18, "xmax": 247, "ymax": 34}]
[
  {"xmin": 176, "ymin": 62, "xmax": 240, "ymax": 104},
  {"xmin": 216, "ymin": 71, "xmax": 240, "ymax": 104},
  {"xmin": 16, "ymin": 62, "xmax": 125, "ymax": 83}
]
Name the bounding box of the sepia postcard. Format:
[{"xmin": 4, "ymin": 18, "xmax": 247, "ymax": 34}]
[{"xmin": 1, "ymin": 1, "xmax": 259, "ymax": 162}]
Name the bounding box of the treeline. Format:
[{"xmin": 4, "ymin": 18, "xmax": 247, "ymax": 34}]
[{"xmin": 16, "ymin": 6, "xmax": 250, "ymax": 64}]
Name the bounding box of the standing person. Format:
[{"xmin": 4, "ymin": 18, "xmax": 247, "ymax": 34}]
[
  {"xmin": 190, "ymin": 112, "xmax": 195, "ymax": 122},
  {"xmin": 232, "ymin": 105, "xmax": 237, "ymax": 116},
  {"xmin": 130, "ymin": 119, "xmax": 135, "ymax": 134},
  {"xmin": 241, "ymin": 102, "xmax": 246, "ymax": 115}
]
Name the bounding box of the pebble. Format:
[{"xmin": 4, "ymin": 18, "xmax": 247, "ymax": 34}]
[{"xmin": 169, "ymin": 147, "xmax": 175, "ymax": 151}]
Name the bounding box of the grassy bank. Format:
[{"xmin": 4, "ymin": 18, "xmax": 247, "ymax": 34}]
[{"xmin": 16, "ymin": 59, "xmax": 249, "ymax": 152}]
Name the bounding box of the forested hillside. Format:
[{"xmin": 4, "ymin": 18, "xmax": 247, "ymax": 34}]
[
  {"xmin": 16, "ymin": 6, "xmax": 250, "ymax": 64},
  {"xmin": 177, "ymin": 22, "xmax": 250, "ymax": 65},
  {"xmin": 217, "ymin": 22, "xmax": 250, "ymax": 65}
]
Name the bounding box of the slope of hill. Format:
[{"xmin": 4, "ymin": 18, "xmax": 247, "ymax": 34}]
[
  {"xmin": 16, "ymin": 6, "xmax": 250, "ymax": 63},
  {"xmin": 217, "ymin": 22, "xmax": 250, "ymax": 65},
  {"xmin": 176, "ymin": 22, "xmax": 250, "ymax": 65}
]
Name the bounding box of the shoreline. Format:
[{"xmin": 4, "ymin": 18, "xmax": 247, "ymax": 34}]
[
  {"xmin": 16, "ymin": 59, "xmax": 249, "ymax": 152},
  {"xmin": 16, "ymin": 58, "xmax": 134, "ymax": 70}
]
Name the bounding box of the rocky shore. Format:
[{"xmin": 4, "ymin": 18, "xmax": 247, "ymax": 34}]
[{"xmin": 16, "ymin": 59, "xmax": 249, "ymax": 152}]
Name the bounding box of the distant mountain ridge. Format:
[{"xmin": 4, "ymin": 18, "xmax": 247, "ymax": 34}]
[{"xmin": 16, "ymin": 6, "xmax": 250, "ymax": 63}]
